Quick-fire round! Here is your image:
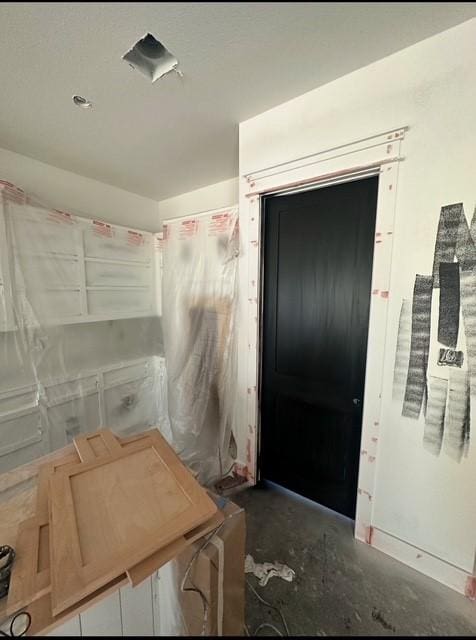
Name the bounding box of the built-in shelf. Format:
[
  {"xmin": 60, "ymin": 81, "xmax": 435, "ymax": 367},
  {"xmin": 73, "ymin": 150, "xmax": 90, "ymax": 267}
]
[{"xmin": 0, "ymin": 182, "xmax": 161, "ymax": 330}]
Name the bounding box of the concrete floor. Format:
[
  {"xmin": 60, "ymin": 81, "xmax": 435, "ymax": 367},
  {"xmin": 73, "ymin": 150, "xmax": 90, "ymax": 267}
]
[{"xmin": 234, "ymin": 482, "xmax": 476, "ymax": 637}]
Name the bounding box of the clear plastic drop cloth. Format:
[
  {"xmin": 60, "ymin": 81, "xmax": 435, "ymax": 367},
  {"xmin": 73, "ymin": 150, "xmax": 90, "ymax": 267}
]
[
  {"xmin": 0, "ymin": 180, "xmax": 167, "ymax": 475},
  {"xmin": 162, "ymin": 208, "xmax": 239, "ymax": 486}
]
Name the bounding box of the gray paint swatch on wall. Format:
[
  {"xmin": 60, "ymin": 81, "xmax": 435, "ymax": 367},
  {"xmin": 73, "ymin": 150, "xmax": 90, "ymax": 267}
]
[
  {"xmin": 460, "ymin": 266, "xmax": 476, "ymax": 394},
  {"xmin": 393, "ymin": 299, "xmax": 412, "ymax": 403},
  {"xmin": 444, "ymin": 368, "xmax": 470, "ymax": 462},
  {"xmin": 402, "ymin": 275, "xmax": 433, "ymax": 419},
  {"xmin": 423, "ymin": 376, "xmax": 448, "ymax": 456},
  {"xmin": 455, "ymin": 206, "xmax": 476, "ymax": 266},
  {"xmin": 438, "ymin": 262, "xmax": 460, "ymax": 348},
  {"xmin": 432, "ymin": 203, "xmax": 463, "ymax": 288},
  {"xmin": 396, "ymin": 201, "xmax": 473, "ymax": 461}
]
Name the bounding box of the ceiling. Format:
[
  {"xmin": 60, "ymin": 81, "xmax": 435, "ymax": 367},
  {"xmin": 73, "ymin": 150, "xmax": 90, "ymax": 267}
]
[{"xmin": 0, "ymin": 3, "xmax": 474, "ymax": 201}]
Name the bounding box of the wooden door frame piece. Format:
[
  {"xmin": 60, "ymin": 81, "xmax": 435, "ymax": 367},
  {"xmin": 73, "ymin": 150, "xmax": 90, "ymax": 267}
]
[{"xmin": 49, "ymin": 431, "xmax": 217, "ymax": 615}]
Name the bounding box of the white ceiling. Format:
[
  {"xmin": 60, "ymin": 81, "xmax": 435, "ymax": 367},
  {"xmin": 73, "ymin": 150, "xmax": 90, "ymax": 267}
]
[{"xmin": 0, "ymin": 3, "xmax": 474, "ymax": 201}]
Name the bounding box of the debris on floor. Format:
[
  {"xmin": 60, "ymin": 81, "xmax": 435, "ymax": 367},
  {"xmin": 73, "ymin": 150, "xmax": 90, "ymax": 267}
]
[
  {"xmin": 245, "ymin": 554, "xmax": 295, "ymax": 587},
  {"xmin": 214, "ymin": 472, "xmax": 248, "ymax": 496}
]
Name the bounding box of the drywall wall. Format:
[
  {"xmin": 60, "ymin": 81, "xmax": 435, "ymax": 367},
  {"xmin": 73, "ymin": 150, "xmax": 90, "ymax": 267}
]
[
  {"xmin": 0, "ymin": 147, "xmax": 160, "ymax": 231},
  {"xmin": 239, "ymin": 18, "xmax": 476, "ymax": 579},
  {"xmin": 158, "ymin": 177, "xmax": 238, "ymax": 224}
]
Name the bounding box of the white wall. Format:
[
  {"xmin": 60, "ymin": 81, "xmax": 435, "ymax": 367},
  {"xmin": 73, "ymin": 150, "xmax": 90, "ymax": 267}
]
[
  {"xmin": 239, "ymin": 19, "xmax": 476, "ymax": 578},
  {"xmin": 158, "ymin": 177, "xmax": 238, "ymax": 224},
  {"xmin": 0, "ymin": 147, "xmax": 160, "ymax": 232}
]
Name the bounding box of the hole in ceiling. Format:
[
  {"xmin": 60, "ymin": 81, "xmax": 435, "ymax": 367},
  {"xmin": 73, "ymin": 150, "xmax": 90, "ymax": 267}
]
[
  {"xmin": 72, "ymin": 95, "xmax": 93, "ymax": 109},
  {"xmin": 122, "ymin": 33, "xmax": 180, "ymax": 83}
]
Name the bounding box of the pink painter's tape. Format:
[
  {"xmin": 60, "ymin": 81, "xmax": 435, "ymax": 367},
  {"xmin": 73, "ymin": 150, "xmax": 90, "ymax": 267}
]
[
  {"xmin": 49, "ymin": 210, "xmax": 76, "ymax": 225},
  {"xmin": 465, "ymin": 577, "xmax": 476, "ymax": 600},
  {"xmin": 361, "ymin": 490, "xmax": 372, "ymax": 501},
  {"xmin": 380, "ymin": 291, "xmax": 389, "ymax": 299},
  {"xmin": 365, "ymin": 526, "xmax": 374, "ymax": 545},
  {"xmin": 93, "ymin": 220, "xmax": 114, "ymax": 238},
  {"xmin": 234, "ymin": 463, "xmax": 249, "ymax": 479}
]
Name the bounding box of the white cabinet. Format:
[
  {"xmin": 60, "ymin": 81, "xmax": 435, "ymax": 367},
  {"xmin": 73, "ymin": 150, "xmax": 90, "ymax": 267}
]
[
  {"xmin": 0, "ymin": 385, "xmax": 48, "ymax": 473},
  {"xmin": 0, "ymin": 181, "xmax": 157, "ymax": 330},
  {"xmin": 0, "ymin": 184, "xmax": 15, "ymax": 331},
  {"xmin": 45, "ymin": 575, "xmax": 158, "ymax": 637},
  {"xmin": 0, "ymin": 356, "xmax": 167, "ymax": 474}
]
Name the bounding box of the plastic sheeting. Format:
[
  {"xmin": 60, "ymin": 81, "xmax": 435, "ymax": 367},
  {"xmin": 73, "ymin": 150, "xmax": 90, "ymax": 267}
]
[
  {"xmin": 0, "ymin": 180, "xmax": 168, "ymax": 474},
  {"xmin": 162, "ymin": 208, "xmax": 239, "ymax": 486}
]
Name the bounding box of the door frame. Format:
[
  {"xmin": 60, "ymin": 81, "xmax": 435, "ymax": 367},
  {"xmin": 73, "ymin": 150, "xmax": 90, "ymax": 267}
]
[{"xmin": 239, "ymin": 127, "xmax": 406, "ymax": 542}]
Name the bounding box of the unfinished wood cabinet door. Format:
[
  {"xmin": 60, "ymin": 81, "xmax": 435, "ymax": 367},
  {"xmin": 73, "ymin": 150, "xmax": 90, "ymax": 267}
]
[
  {"xmin": 49, "ymin": 431, "xmax": 217, "ymax": 615},
  {"xmin": 6, "ymin": 452, "xmax": 80, "ymax": 615},
  {"xmin": 73, "ymin": 429, "xmax": 122, "ymax": 462},
  {"xmin": 36, "ymin": 452, "xmax": 80, "ymax": 517},
  {"xmin": 5, "ymin": 516, "xmax": 50, "ymax": 614},
  {"xmin": 126, "ymin": 508, "xmax": 224, "ymax": 587}
]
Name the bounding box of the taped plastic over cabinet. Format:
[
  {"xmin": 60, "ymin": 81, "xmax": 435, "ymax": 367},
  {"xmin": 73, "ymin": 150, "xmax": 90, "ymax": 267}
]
[
  {"xmin": 162, "ymin": 207, "xmax": 239, "ymax": 486},
  {"xmin": 0, "ymin": 180, "xmax": 168, "ymax": 473}
]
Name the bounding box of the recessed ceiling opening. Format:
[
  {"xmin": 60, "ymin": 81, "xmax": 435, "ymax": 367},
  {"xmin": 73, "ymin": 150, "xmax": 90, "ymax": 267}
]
[
  {"xmin": 72, "ymin": 95, "xmax": 93, "ymax": 109},
  {"xmin": 122, "ymin": 33, "xmax": 180, "ymax": 83}
]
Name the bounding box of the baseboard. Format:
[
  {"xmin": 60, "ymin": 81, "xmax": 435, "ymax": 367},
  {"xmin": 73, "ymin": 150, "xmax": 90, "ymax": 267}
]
[{"xmin": 357, "ymin": 525, "xmax": 475, "ymax": 600}]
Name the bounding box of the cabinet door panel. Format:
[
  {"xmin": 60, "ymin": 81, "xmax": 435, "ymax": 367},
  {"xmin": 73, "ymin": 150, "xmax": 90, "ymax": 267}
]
[
  {"xmin": 84, "ymin": 228, "xmax": 150, "ymax": 263},
  {"xmin": 86, "ymin": 261, "xmax": 151, "ymax": 287},
  {"xmin": 87, "ymin": 288, "xmax": 150, "ymax": 315}
]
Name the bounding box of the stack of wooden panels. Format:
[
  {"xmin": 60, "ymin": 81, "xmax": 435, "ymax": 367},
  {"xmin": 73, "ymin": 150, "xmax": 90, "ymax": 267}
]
[{"xmin": 5, "ymin": 428, "xmax": 223, "ymax": 630}]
